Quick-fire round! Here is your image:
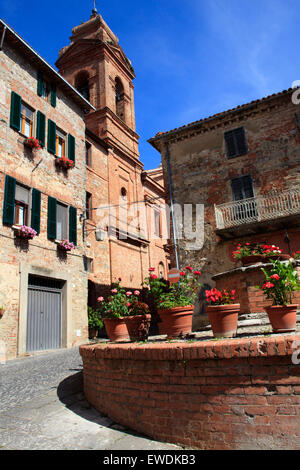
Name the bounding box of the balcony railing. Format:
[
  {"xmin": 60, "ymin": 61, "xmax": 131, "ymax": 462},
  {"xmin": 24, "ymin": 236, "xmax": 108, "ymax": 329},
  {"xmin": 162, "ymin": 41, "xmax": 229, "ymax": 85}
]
[{"xmin": 215, "ymin": 188, "xmax": 300, "ymax": 230}]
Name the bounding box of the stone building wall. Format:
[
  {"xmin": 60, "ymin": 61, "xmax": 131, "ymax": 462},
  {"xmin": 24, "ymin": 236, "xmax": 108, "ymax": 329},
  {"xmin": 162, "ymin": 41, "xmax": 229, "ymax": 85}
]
[{"xmin": 0, "ymin": 40, "xmax": 89, "ymax": 359}]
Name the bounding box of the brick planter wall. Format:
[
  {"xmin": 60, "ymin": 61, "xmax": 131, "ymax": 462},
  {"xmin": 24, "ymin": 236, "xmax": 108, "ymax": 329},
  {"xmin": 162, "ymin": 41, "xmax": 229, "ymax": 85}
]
[
  {"xmin": 80, "ymin": 335, "xmax": 300, "ymax": 450},
  {"xmin": 213, "ymin": 264, "xmax": 300, "ymax": 314}
]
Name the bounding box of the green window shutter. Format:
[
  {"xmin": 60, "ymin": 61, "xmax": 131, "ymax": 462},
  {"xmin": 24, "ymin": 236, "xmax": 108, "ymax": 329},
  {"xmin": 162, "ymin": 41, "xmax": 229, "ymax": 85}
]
[
  {"xmin": 68, "ymin": 134, "xmax": 75, "ymax": 164},
  {"xmin": 47, "ymin": 119, "xmax": 56, "ymax": 154},
  {"xmin": 69, "ymin": 206, "xmax": 77, "ymax": 246},
  {"xmin": 10, "ymin": 91, "xmax": 21, "ymax": 131},
  {"xmin": 37, "ymin": 72, "xmax": 43, "ymax": 97},
  {"xmin": 3, "ymin": 175, "xmax": 16, "ymax": 225},
  {"xmin": 36, "ymin": 111, "xmax": 46, "ymax": 148},
  {"xmin": 47, "ymin": 196, "xmax": 57, "ymax": 239},
  {"xmin": 50, "ymin": 84, "xmax": 56, "ymax": 108},
  {"xmin": 31, "ymin": 189, "xmax": 41, "ymax": 234}
]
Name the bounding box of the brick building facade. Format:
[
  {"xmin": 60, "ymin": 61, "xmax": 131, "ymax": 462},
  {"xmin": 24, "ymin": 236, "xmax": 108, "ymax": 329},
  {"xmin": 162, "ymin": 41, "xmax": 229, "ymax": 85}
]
[
  {"xmin": 149, "ymin": 89, "xmax": 300, "ymax": 328},
  {"xmin": 0, "ymin": 12, "xmax": 169, "ymax": 359}
]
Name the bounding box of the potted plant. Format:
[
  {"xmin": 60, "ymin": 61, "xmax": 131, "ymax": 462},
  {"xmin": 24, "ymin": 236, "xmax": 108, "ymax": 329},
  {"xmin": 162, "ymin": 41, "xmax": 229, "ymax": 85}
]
[
  {"xmin": 205, "ymin": 288, "xmax": 240, "ymax": 338},
  {"xmin": 144, "ymin": 267, "xmax": 202, "ymax": 339},
  {"xmin": 233, "ymin": 243, "xmax": 289, "ymax": 266},
  {"xmin": 24, "ymin": 137, "xmax": 41, "ymax": 150},
  {"xmin": 56, "ymin": 239, "xmax": 75, "ymax": 252},
  {"xmin": 293, "ymin": 251, "xmax": 300, "ymax": 260},
  {"xmin": 124, "ymin": 291, "xmax": 151, "ymax": 341},
  {"xmin": 258, "ymin": 259, "xmax": 300, "ymax": 333},
  {"xmin": 55, "ymin": 155, "xmax": 74, "ymax": 170},
  {"xmin": 88, "ymin": 307, "xmax": 103, "ymax": 339},
  {"xmin": 12, "ymin": 225, "xmax": 37, "ymax": 240},
  {"xmin": 97, "ymin": 280, "xmax": 130, "ymax": 342}
]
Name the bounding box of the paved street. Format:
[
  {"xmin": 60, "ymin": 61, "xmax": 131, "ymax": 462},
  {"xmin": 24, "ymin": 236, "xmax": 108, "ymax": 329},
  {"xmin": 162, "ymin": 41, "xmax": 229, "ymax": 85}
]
[{"xmin": 0, "ymin": 348, "xmax": 181, "ymax": 450}]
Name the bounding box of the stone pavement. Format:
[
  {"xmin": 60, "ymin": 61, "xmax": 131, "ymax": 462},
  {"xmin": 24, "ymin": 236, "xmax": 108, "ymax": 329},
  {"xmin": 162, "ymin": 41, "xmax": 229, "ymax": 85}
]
[{"xmin": 0, "ymin": 347, "xmax": 181, "ymax": 450}]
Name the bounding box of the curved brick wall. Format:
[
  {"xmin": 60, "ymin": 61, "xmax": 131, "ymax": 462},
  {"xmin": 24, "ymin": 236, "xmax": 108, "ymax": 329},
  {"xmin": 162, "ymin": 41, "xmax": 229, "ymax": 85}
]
[{"xmin": 80, "ymin": 335, "xmax": 300, "ymax": 450}]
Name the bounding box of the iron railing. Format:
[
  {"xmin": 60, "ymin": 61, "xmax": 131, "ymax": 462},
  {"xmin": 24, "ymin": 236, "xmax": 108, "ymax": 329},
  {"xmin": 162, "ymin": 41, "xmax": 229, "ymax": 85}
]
[{"xmin": 215, "ymin": 188, "xmax": 300, "ymax": 230}]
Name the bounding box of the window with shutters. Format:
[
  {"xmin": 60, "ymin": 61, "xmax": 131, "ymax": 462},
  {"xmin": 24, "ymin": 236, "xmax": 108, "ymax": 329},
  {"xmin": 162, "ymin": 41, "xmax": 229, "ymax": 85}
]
[
  {"xmin": 86, "ymin": 192, "xmax": 92, "ymax": 221},
  {"xmin": 231, "ymin": 175, "xmax": 257, "ymax": 221},
  {"xmin": 37, "ymin": 72, "xmax": 56, "ymax": 107},
  {"xmin": 224, "ymin": 127, "xmax": 248, "ymax": 159},
  {"xmin": 14, "ymin": 184, "xmax": 30, "ymax": 226},
  {"xmin": 20, "ymin": 102, "xmax": 34, "ymax": 138}
]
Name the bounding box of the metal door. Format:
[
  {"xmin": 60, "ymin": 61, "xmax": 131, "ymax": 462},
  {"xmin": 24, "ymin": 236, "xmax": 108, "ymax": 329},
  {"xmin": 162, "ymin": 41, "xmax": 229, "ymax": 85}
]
[{"xmin": 26, "ymin": 276, "xmax": 62, "ymax": 352}]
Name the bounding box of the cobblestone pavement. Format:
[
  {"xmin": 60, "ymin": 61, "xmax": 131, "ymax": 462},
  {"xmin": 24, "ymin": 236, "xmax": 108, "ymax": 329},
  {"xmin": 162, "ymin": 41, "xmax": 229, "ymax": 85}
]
[{"xmin": 0, "ymin": 348, "xmax": 181, "ymax": 450}]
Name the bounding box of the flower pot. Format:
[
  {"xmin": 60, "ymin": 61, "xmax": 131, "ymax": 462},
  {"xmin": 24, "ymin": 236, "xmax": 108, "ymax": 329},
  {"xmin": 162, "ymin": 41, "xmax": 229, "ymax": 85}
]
[
  {"xmin": 88, "ymin": 328, "xmax": 98, "ymax": 339},
  {"xmin": 264, "ymin": 305, "xmax": 298, "ymax": 333},
  {"xmin": 124, "ymin": 314, "xmax": 151, "ymax": 342},
  {"xmin": 103, "ymin": 318, "xmax": 129, "ymax": 342},
  {"xmin": 206, "ymin": 304, "xmax": 240, "ymax": 338},
  {"xmin": 157, "ymin": 306, "xmax": 194, "ymax": 339},
  {"xmin": 240, "ymin": 255, "xmax": 267, "ymax": 266},
  {"xmin": 266, "ymin": 254, "xmax": 291, "ymax": 262}
]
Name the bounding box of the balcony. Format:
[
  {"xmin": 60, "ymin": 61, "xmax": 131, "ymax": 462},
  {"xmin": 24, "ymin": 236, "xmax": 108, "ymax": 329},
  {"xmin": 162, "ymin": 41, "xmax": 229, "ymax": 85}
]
[{"xmin": 215, "ymin": 188, "xmax": 300, "ymax": 239}]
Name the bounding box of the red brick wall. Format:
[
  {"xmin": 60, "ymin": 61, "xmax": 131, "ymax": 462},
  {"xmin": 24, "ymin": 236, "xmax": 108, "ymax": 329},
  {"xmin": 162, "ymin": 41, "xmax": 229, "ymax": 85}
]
[
  {"xmin": 215, "ymin": 265, "xmax": 300, "ymax": 313},
  {"xmin": 80, "ymin": 336, "xmax": 300, "ymax": 450}
]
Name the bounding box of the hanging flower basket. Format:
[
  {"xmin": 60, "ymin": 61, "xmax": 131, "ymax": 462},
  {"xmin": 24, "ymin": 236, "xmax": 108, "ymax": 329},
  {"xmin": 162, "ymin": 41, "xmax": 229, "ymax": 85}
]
[
  {"xmin": 55, "ymin": 156, "xmax": 74, "ymax": 170},
  {"xmin": 12, "ymin": 225, "xmax": 37, "ymax": 240},
  {"xmin": 24, "ymin": 137, "xmax": 41, "ymax": 150},
  {"xmin": 55, "ymin": 239, "xmax": 75, "ymax": 251}
]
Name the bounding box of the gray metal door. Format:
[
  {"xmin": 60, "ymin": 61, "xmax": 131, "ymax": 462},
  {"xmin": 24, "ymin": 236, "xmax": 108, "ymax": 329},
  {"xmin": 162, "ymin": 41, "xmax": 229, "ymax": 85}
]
[{"xmin": 26, "ymin": 276, "xmax": 62, "ymax": 352}]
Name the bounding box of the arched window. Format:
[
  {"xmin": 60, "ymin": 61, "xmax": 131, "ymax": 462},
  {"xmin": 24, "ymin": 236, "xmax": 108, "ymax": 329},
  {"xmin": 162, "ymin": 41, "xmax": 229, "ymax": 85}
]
[
  {"xmin": 115, "ymin": 77, "xmax": 125, "ymax": 121},
  {"xmin": 75, "ymin": 71, "xmax": 90, "ymax": 101},
  {"xmin": 159, "ymin": 262, "xmax": 165, "ymax": 280}
]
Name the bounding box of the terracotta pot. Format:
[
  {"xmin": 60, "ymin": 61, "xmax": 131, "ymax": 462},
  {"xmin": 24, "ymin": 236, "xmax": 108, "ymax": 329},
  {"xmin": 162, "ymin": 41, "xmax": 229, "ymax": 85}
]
[
  {"xmin": 88, "ymin": 328, "xmax": 98, "ymax": 339},
  {"xmin": 157, "ymin": 306, "xmax": 194, "ymax": 339},
  {"xmin": 264, "ymin": 305, "xmax": 298, "ymax": 333},
  {"xmin": 103, "ymin": 318, "xmax": 129, "ymax": 342},
  {"xmin": 206, "ymin": 304, "xmax": 240, "ymax": 338},
  {"xmin": 124, "ymin": 314, "xmax": 151, "ymax": 342},
  {"xmin": 266, "ymin": 254, "xmax": 291, "ymax": 262},
  {"xmin": 241, "ymin": 255, "xmax": 267, "ymax": 266}
]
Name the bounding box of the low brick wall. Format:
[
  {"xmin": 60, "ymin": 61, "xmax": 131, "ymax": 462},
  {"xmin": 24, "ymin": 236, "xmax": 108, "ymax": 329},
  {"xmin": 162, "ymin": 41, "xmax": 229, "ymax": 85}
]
[{"xmin": 80, "ymin": 335, "xmax": 300, "ymax": 450}]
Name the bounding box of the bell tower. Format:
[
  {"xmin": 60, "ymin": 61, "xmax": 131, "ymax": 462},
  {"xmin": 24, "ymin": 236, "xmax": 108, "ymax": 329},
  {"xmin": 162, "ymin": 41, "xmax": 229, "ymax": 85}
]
[{"xmin": 55, "ymin": 9, "xmax": 140, "ymax": 162}]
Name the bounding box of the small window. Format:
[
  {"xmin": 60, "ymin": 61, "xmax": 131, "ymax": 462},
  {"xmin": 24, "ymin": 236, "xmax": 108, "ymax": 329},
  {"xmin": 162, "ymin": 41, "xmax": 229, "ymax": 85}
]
[
  {"xmin": 56, "ymin": 202, "xmax": 68, "ymax": 240},
  {"xmin": 85, "ymin": 142, "xmax": 92, "ymax": 166},
  {"xmin": 121, "ymin": 187, "xmax": 127, "ymax": 200},
  {"xmin": 56, "ymin": 129, "xmax": 66, "ymax": 158},
  {"xmin": 225, "ymin": 127, "xmax": 248, "ymax": 159},
  {"xmin": 84, "ymin": 256, "xmax": 93, "ymax": 273},
  {"xmin": 86, "ymin": 192, "xmax": 92, "ymax": 220},
  {"xmin": 154, "ymin": 210, "xmax": 161, "ymax": 237},
  {"xmin": 159, "ymin": 262, "xmax": 165, "ymax": 279},
  {"xmin": 14, "ymin": 184, "xmax": 30, "ymax": 226},
  {"xmin": 20, "ymin": 103, "xmax": 34, "ymax": 138},
  {"xmin": 231, "ymin": 175, "xmax": 254, "ymax": 201},
  {"xmin": 41, "ymin": 80, "xmax": 51, "ymax": 102}
]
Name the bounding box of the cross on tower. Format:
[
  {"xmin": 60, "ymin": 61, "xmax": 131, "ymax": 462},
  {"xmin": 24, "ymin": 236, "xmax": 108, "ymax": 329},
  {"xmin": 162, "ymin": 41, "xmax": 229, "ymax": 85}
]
[{"xmin": 92, "ymin": 0, "xmax": 98, "ymax": 14}]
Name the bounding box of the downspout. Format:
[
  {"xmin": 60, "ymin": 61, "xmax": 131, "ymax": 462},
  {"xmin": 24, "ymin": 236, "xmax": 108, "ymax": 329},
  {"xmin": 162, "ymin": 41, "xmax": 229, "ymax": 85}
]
[{"xmin": 164, "ymin": 139, "xmax": 180, "ymax": 270}]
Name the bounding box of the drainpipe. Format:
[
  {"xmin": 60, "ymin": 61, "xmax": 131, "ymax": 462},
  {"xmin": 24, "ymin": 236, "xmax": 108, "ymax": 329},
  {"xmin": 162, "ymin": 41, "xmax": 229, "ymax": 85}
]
[
  {"xmin": 164, "ymin": 140, "xmax": 180, "ymax": 270},
  {"xmin": 0, "ymin": 26, "xmax": 7, "ymax": 51}
]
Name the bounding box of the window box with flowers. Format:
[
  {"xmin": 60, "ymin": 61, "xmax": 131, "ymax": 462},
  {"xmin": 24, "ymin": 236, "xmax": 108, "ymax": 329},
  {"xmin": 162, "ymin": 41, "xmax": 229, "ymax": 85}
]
[
  {"xmin": 143, "ymin": 267, "xmax": 202, "ymax": 339},
  {"xmin": 12, "ymin": 225, "xmax": 37, "ymax": 240},
  {"xmin": 205, "ymin": 289, "xmax": 240, "ymax": 338},
  {"xmin": 24, "ymin": 137, "xmax": 41, "ymax": 151},
  {"xmin": 257, "ymin": 259, "xmax": 300, "ymax": 333},
  {"xmin": 55, "ymin": 156, "xmax": 74, "ymax": 170},
  {"xmin": 232, "ymin": 243, "xmax": 290, "ymax": 266},
  {"xmin": 55, "ymin": 239, "xmax": 75, "ymax": 252},
  {"xmin": 97, "ymin": 280, "xmax": 130, "ymax": 342}
]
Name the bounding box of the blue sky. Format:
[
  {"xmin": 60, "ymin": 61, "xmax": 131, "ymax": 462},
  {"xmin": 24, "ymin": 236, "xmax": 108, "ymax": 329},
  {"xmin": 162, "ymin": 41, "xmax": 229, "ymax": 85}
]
[{"xmin": 1, "ymin": 0, "xmax": 299, "ymax": 169}]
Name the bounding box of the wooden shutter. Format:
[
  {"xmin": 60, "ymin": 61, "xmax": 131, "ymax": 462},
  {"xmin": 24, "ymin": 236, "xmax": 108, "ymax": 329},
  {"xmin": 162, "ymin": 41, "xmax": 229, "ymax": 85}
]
[
  {"xmin": 36, "ymin": 111, "xmax": 46, "ymax": 148},
  {"xmin": 225, "ymin": 127, "xmax": 248, "ymax": 158},
  {"xmin": 69, "ymin": 206, "xmax": 77, "ymax": 245},
  {"xmin": 50, "ymin": 84, "xmax": 56, "ymax": 108},
  {"xmin": 37, "ymin": 72, "xmax": 43, "ymax": 97},
  {"xmin": 231, "ymin": 175, "xmax": 254, "ymax": 201},
  {"xmin": 47, "ymin": 196, "xmax": 57, "ymax": 239},
  {"xmin": 242, "ymin": 175, "xmax": 254, "ymax": 199},
  {"xmin": 68, "ymin": 134, "xmax": 75, "ymax": 164},
  {"xmin": 3, "ymin": 175, "xmax": 16, "ymax": 225},
  {"xmin": 10, "ymin": 91, "xmax": 21, "ymax": 131},
  {"xmin": 31, "ymin": 189, "xmax": 41, "ymax": 234},
  {"xmin": 231, "ymin": 178, "xmax": 243, "ymax": 201},
  {"xmin": 47, "ymin": 119, "xmax": 56, "ymax": 154}
]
